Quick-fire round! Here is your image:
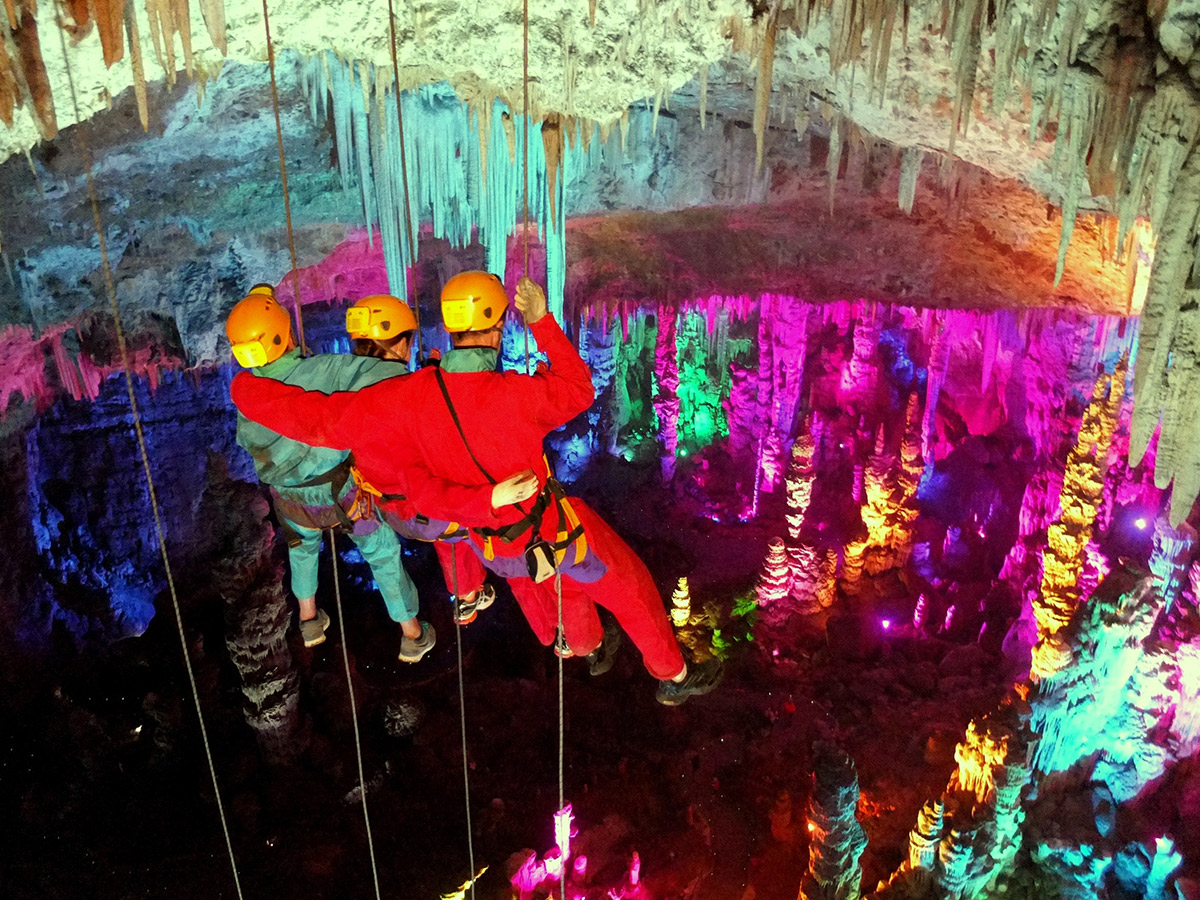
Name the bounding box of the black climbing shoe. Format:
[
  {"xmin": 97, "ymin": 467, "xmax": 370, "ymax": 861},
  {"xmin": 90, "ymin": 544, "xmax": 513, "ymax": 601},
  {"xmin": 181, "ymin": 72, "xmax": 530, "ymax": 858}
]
[
  {"xmin": 655, "ymin": 658, "xmax": 724, "ymax": 706},
  {"xmin": 586, "ymin": 621, "xmax": 622, "ymax": 676}
]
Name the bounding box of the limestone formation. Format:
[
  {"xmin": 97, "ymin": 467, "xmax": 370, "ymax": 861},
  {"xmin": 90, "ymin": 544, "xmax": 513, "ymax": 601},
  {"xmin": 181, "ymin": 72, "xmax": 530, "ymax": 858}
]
[
  {"xmin": 799, "ymin": 743, "xmax": 867, "ymax": 900},
  {"xmin": 1031, "ymin": 357, "xmax": 1127, "ymax": 680}
]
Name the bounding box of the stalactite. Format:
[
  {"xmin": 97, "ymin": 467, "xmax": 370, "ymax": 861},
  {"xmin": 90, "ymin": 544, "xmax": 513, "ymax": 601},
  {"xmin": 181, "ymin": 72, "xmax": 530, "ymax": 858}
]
[
  {"xmin": 897, "ymin": 146, "xmax": 921, "ymax": 214},
  {"xmin": 652, "ymin": 305, "xmax": 679, "ymax": 476},
  {"xmin": 11, "ymin": 0, "xmax": 55, "ymax": 139},
  {"xmin": 91, "ymin": 0, "xmax": 127, "ymax": 67},
  {"xmin": 0, "ymin": 26, "xmax": 17, "ymax": 127},
  {"xmin": 698, "ymin": 62, "xmax": 707, "ymax": 129},
  {"xmin": 947, "ymin": 0, "xmax": 984, "ymax": 147},
  {"xmin": 171, "ymin": 0, "xmax": 193, "ymax": 79},
  {"xmin": 1052, "ymin": 69, "xmax": 1104, "ymax": 286},
  {"xmin": 197, "ymin": 0, "xmax": 225, "ymax": 55},
  {"xmin": 1130, "ymin": 139, "xmax": 1200, "ymax": 525},
  {"xmin": 827, "ymin": 112, "xmax": 842, "ymax": 214},
  {"xmin": 146, "ymin": 0, "xmax": 177, "ymax": 89},
  {"xmin": 124, "ymin": 0, "xmax": 149, "ymax": 130},
  {"xmin": 799, "ymin": 743, "xmax": 867, "ymax": 900},
  {"xmin": 753, "ymin": 5, "xmax": 778, "ymax": 175}
]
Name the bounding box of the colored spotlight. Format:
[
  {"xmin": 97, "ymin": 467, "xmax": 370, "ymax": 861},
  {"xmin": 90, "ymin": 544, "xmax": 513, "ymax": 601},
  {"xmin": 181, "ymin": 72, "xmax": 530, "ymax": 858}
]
[{"xmin": 1134, "ymin": 517, "xmax": 1147, "ymax": 530}]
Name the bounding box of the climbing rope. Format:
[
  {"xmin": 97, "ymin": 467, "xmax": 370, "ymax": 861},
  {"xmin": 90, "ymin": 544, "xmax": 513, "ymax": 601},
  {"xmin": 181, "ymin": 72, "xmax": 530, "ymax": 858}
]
[
  {"xmin": 261, "ymin": 0, "xmax": 308, "ymax": 355},
  {"xmin": 386, "ymin": 0, "xmax": 424, "ymax": 359},
  {"xmin": 450, "ymin": 545, "xmax": 478, "ymax": 900},
  {"xmin": 521, "ymin": 0, "xmax": 533, "ymax": 375},
  {"xmin": 328, "ymin": 529, "xmax": 383, "ymax": 900},
  {"xmin": 556, "ymin": 570, "xmax": 566, "ymax": 900},
  {"xmin": 53, "ymin": 18, "xmax": 245, "ymax": 900}
]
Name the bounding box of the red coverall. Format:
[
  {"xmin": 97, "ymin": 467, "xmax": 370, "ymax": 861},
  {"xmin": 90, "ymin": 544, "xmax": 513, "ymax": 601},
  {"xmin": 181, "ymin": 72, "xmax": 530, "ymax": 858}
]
[{"xmin": 232, "ymin": 316, "xmax": 685, "ymax": 680}]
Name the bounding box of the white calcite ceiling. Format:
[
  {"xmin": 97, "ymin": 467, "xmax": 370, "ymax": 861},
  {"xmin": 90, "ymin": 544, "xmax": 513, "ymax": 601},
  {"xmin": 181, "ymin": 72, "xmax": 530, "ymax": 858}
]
[{"xmin": 0, "ymin": 0, "xmax": 1113, "ymax": 201}]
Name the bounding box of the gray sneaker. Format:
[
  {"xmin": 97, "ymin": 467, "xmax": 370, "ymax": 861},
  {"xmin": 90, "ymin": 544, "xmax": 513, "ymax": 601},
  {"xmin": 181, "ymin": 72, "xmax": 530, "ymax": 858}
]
[
  {"xmin": 453, "ymin": 583, "xmax": 496, "ymax": 626},
  {"xmin": 300, "ymin": 609, "xmax": 331, "ymax": 648},
  {"xmin": 655, "ymin": 658, "xmax": 724, "ymax": 706},
  {"xmin": 398, "ymin": 622, "xmax": 436, "ymax": 663}
]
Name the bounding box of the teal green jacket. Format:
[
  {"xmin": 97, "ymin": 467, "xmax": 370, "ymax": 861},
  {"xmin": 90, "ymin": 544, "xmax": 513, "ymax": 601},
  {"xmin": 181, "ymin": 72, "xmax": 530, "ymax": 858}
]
[{"xmin": 234, "ymin": 350, "xmax": 405, "ymax": 505}]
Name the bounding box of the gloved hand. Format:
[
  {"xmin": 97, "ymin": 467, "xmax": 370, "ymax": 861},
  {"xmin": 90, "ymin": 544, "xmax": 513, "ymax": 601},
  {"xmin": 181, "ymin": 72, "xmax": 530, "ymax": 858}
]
[
  {"xmin": 492, "ymin": 469, "xmax": 539, "ymax": 508},
  {"xmin": 515, "ymin": 276, "xmax": 548, "ymax": 325}
]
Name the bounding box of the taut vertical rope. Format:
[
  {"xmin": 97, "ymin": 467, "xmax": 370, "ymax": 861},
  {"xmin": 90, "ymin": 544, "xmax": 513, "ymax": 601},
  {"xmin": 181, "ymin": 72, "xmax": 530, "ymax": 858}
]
[
  {"xmin": 54, "ymin": 14, "xmax": 245, "ymax": 899},
  {"xmin": 261, "ymin": 0, "xmax": 308, "ymax": 355},
  {"xmin": 329, "ymin": 529, "xmax": 383, "ymax": 900},
  {"xmin": 450, "ymin": 545, "xmax": 478, "ymax": 900},
  {"xmin": 521, "ymin": 0, "xmax": 532, "ymax": 375},
  {"xmin": 556, "ymin": 570, "xmax": 565, "ymax": 900},
  {"xmin": 387, "ymin": 0, "xmax": 424, "ymax": 357}
]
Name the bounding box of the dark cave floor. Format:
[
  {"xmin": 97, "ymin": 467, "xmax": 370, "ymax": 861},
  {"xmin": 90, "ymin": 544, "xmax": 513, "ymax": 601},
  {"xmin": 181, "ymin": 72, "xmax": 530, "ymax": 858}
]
[{"xmin": 0, "ymin": 471, "xmax": 1017, "ymax": 900}]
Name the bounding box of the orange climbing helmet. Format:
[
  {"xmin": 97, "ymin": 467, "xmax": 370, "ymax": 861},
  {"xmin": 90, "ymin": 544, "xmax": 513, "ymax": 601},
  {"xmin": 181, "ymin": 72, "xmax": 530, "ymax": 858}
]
[
  {"xmin": 226, "ymin": 284, "xmax": 293, "ymax": 368},
  {"xmin": 346, "ymin": 294, "xmax": 418, "ymax": 340},
  {"xmin": 440, "ymin": 270, "xmax": 508, "ymax": 333}
]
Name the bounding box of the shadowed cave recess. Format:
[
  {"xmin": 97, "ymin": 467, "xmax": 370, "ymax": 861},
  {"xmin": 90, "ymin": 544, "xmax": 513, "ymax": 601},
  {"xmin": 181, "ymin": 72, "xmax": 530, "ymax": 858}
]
[{"xmin": 3, "ymin": 0, "xmax": 1200, "ymax": 898}]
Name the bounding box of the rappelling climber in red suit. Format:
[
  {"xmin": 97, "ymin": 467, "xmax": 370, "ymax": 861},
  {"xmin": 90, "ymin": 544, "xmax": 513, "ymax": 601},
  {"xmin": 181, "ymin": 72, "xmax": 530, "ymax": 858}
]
[
  {"xmin": 341, "ymin": 293, "xmax": 511, "ymax": 628},
  {"xmin": 232, "ymin": 272, "xmax": 723, "ymax": 705}
]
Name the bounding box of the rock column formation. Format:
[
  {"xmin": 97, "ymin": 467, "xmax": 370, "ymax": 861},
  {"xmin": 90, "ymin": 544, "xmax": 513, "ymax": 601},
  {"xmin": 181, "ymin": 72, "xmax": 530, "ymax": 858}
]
[
  {"xmin": 799, "ymin": 743, "xmax": 867, "ymax": 900},
  {"xmin": 1030, "ymin": 357, "xmax": 1127, "ymax": 681},
  {"xmin": 201, "ymin": 459, "xmax": 303, "ymax": 764}
]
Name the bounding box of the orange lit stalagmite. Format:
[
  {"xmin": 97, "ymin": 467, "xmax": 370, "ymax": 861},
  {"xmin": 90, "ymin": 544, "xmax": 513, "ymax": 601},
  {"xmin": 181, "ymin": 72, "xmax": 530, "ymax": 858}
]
[{"xmin": 1031, "ymin": 356, "xmax": 1127, "ymax": 681}]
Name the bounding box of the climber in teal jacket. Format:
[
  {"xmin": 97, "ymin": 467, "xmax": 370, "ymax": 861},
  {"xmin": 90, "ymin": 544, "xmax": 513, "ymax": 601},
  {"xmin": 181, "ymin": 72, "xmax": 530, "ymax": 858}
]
[{"xmin": 227, "ymin": 284, "xmax": 434, "ymax": 663}]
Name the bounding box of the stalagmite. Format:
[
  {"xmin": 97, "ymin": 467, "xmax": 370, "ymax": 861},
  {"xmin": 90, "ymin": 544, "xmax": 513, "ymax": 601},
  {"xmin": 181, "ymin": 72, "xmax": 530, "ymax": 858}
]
[
  {"xmin": 756, "ymin": 537, "xmax": 791, "ymax": 608},
  {"xmin": 784, "ymin": 433, "xmax": 816, "ymax": 541},
  {"xmin": 799, "ymin": 743, "xmax": 867, "ymax": 900},
  {"xmin": 670, "ymin": 577, "xmax": 691, "ymax": 627},
  {"xmin": 202, "ymin": 462, "xmax": 303, "ymax": 764},
  {"xmin": 1031, "ymin": 358, "xmax": 1126, "ymax": 680},
  {"xmin": 1149, "ymin": 519, "xmax": 1197, "ymax": 613}
]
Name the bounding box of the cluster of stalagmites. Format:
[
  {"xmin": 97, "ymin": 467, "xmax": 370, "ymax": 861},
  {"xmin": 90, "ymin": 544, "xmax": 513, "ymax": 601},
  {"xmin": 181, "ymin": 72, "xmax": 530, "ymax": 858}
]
[{"xmin": 756, "ymin": 393, "xmax": 922, "ymax": 617}]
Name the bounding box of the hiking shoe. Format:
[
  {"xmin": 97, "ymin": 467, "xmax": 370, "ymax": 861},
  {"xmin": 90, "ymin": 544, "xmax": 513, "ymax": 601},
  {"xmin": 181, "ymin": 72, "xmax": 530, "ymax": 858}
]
[
  {"xmin": 586, "ymin": 621, "xmax": 622, "ymax": 676},
  {"xmin": 398, "ymin": 622, "xmax": 436, "ymax": 663},
  {"xmin": 453, "ymin": 583, "xmax": 496, "ymax": 626},
  {"xmin": 300, "ymin": 609, "xmax": 331, "ymax": 648},
  {"xmin": 553, "ymin": 632, "xmax": 574, "ymax": 659},
  {"xmin": 655, "ymin": 658, "xmax": 724, "ymax": 706}
]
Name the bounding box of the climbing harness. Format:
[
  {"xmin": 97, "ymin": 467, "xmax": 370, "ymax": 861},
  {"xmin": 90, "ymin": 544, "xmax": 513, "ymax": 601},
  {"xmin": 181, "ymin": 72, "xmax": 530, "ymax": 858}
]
[
  {"xmin": 386, "ymin": 0, "xmax": 425, "ymax": 359},
  {"xmin": 329, "ymin": 530, "xmax": 383, "ymax": 900},
  {"xmin": 54, "ymin": 19, "xmax": 245, "ymax": 900},
  {"xmin": 431, "ymin": 369, "xmax": 587, "ymax": 577},
  {"xmin": 261, "ymin": 0, "xmax": 308, "ymax": 355}
]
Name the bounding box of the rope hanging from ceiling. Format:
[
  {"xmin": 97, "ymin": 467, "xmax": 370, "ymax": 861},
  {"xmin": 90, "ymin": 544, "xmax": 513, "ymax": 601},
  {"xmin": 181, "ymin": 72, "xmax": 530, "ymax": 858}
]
[
  {"xmin": 260, "ymin": 0, "xmax": 308, "ymax": 355},
  {"xmin": 386, "ymin": 0, "xmax": 424, "ymax": 360},
  {"xmin": 53, "ymin": 14, "xmax": 246, "ymax": 899}
]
